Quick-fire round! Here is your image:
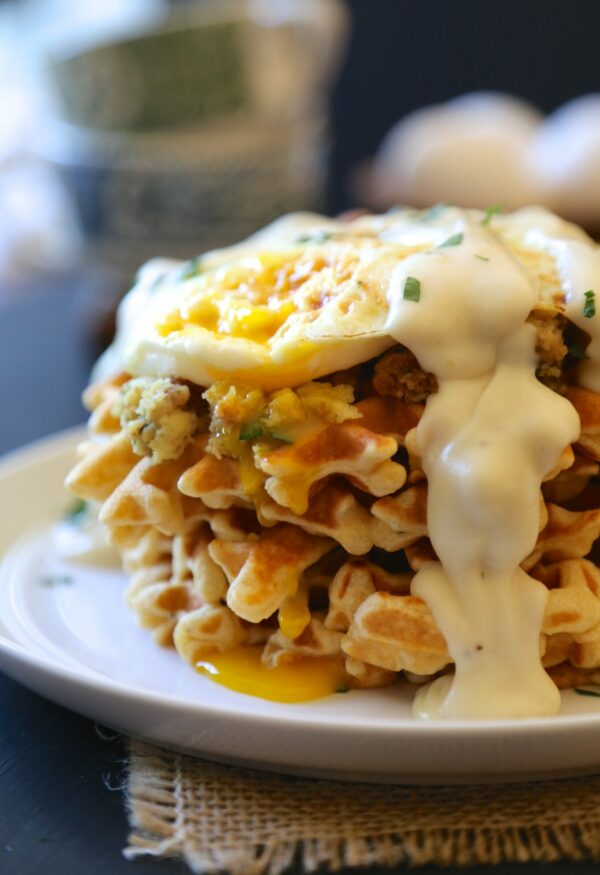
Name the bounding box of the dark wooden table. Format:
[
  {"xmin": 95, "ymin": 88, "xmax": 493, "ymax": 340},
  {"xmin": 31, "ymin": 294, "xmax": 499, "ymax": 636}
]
[{"xmin": 0, "ymin": 274, "xmax": 596, "ymax": 875}]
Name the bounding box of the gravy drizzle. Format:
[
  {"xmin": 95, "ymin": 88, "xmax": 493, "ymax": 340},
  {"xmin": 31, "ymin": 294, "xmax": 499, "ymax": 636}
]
[{"xmin": 385, "ymin": 211, "xmax": 580, "ymax": 718}]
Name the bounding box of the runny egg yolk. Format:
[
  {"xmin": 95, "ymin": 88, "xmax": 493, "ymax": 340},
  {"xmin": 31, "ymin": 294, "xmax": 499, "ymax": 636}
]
[
  {"xmin": 196, "ymin": 646, "xmax": 349, "ymax": 702},
  {"xmin": 155, "ymin": 250, "xmax": 357, "ymax": 346},
  {"xmin": 278, "ymin": 591, "xmax": 311, "ymax": 640}
]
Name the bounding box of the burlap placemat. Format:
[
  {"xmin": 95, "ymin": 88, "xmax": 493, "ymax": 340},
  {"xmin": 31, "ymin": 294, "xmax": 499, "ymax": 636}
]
[{"xmin": 123, "ymin": 739, "xmax": 600, "ymax": 874}]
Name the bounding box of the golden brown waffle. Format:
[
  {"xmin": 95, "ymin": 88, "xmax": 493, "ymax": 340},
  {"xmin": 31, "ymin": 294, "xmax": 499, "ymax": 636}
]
[
  {"xmin": 83, "ymin": 372, "xmax": 129, "ymax": 436},
  {"xmin": 523, "ymin": 504, "xmax": 600, "ymax": 569},
  {"xmin": 178, "ymin": 440, "xmax": 255, "ymax": 509},
  {"xmin": 371, "ymin": 485, "xmax": 428, "ymax": 548},
  {"xmin": 209, "ymin": 525, "xmax": 333, "ymax": 623},
  {"xmin": 259, "ymin": 483, "xmax": 407, "ymax": 554},
  {"xmin": 66, "ymin": 432, "xmax": 140, "ymax": 502},
  {"xmin": 343, "ymin": 591, "xmax": 451, "ymax": 676},
  {"xmin": 174, "ymin": 605, "xmax": 247, "ymax": 665},
  {"xmin": 567, "ymin": 387, "xmax": 600, "ymax": 461},
  {"xmin": 325, "ymin": 560, "xmax": 411, "ymax": 632},
  {"xmin": 99, "ymin": 441, "xmax": 209, "ymax": 535},
  {"xmin": 254, "ymin": 419, "xmax": 407, "ymax": 515},
  {"xmin": 542, "ymin": 453, "xmax": 600, "ymax": 504},
  {"xmin": 66, "ymin": 368, "xmax": 600, "ymax": 695},
  {"xmin": 262, "ymin": 616, "xmax": 344, "ymax": 666}
]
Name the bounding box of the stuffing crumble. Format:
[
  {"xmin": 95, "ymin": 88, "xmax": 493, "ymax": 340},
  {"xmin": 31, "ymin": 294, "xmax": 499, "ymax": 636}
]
[
  {"xmin": 203, "ymin": 380, "xmax": 361, "ymax": 458},
  {"xmin": 373, "ymin": 310, "xmax": 568, "ymax": 404},
  {"xmin": 116, "ymin": 377, "xmax": 207, "ymax": 462},
  {"xmin": 373, "ymin": 347, "xmax": 438, "ymax": 403},
  {"xmin": 528, "ymin": 308, "xmax": 568, "ymax": 392}
]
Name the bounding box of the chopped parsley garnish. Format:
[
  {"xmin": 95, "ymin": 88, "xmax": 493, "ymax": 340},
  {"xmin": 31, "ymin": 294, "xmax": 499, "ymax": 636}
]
[
  {"xmin": 575, "ymin": 687, "xmax": 600, "ymax": 698},
  {"xmin": 439, "ymin": 232, "xmax": 463, "ymax": 248},
  {"xmin": 296, "ymin": 230, "xmax": 333, "ymax": 245},
  {"xmin": 475, "ymin": 254, "xmax": 490, "ymax": 262},
  {"xmin": 335, "ymin": 686, "xmax": 349, "ymax": 694},
  {"xmin": 63, "ymin": 498, "xmax": 88, "ymax": 525},
  {"xmin": 270, "ymin": 431, "xmax": 294, "ymax": 443},
  {"xmin": 567, "ymin": 343, "xmax": 590, "ymax": 360},
  {"xmin": 481, "ymin": 204, "xmax": 503, "ymax": 226},
  {"xmin": 181, "ymin": 256, "xmax": 204, "ymax": 280},
  {"xmin": 583, "ymin": 289, "xmax": 596, "ymax": 319},
  {"xmin": 403, "ymin": 276, "xmax": 421, "ymax": 302},
  {"xmin": 39, "ymin": 574, "xmax": 74, "ymax": 588},
  {"xmin": 421, "ymin": 203, "xmax": 447, "ymax": 221},
  {"xmin": 239, "ymin": 423, "xmax": 264, "ymax": 441}
]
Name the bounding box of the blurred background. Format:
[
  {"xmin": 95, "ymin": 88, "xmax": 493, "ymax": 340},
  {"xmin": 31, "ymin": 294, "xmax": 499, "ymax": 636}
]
[{"xmin": 3, "ymin": 0, "xmax": 600, "ymax": 448}]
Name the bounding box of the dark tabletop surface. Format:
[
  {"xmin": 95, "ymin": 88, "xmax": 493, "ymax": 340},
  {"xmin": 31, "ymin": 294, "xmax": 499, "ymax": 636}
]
[{"xmin": 0, "ymin": 275, "xmax": 598, "ymax": 875}]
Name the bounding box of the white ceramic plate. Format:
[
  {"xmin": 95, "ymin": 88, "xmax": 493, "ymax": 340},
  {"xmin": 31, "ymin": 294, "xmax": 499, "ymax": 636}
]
[{"xmin": 2, "ymin": 429, "xmax": 600, "ymax": 784}]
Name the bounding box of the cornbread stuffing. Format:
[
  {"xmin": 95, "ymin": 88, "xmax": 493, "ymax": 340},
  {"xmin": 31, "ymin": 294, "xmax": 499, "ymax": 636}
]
[
  {"xmin": 373, "ymin": 347, "xmax": 438, "ymax": 403},
  {"xmin": 529, "ymin": 308, "xmax": 568, "ymax": 390},
  {"xmin": 373, "ymin": 311, "xmax": 568, "ymax": 404},
  {"xmin": 203, "ymin": 380, "xmax": 362, "ymax": 458},
  {"xmin": 116, "ymin": 377, "xmax": 207, "ymax": 462}
]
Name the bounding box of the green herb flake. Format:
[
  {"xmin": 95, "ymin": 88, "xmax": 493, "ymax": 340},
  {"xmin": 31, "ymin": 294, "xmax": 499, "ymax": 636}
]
[
  {"xmin": 475, "ymin": 254, "xmax": 490, "ymax": 262},
  {"xmin": 575, "ymin": 687, "xmax": 600, "ymax": 698},
  {"xmin": 181, "ymin": 256, "xmax": 204, "ymax": 280},
  {"xmin": 403, "ymin": 276, "xmax": 421, "ymax": 303},
  {"xmin": 583, "ymin": 289, "xmax": 596, "ymax": 319},
  {"xmin": 481, "ymin": 204, "xmax": 504, "ymax": 226},
  {"xmin": 439, "ymin": 232, "xmax": 464, "ymax": 248},
  {"xmin": 39, "ymin": 574, "xmax": 74, "ymax": 588},
  {"xmin": 63, "ymin": 498, "xmax": 88, "ymax": 525},
  {"xmin": 270, "ymin": 431, "xmax": 294, "ymax": 443},
  {"xmin": 296, "ymin": 230, "xmax": 333, "ymax": 245},
  {"xmin": 335, "ymin": 686, "xmax": 349, "ymax": 694},
  {"xmin": 567, "ymin": 343, "xmax": 590, "ymax": 360},
  {"xmin": 239, "ymin": 423, "xmax": 264, "ymax": 441},
  {"xmin": 421, "ymin": 203, "xmax": 447, "ymax": 221}
]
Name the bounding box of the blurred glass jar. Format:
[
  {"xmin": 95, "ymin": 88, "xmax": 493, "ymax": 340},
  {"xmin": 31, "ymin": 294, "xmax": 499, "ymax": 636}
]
[
  {"xmin": 33, "ymin": 114, "xmax": 327, "ymax": 271},
  {"xmin": 33, "ymin": 0, "xmax": 348, "ymax": 273}
]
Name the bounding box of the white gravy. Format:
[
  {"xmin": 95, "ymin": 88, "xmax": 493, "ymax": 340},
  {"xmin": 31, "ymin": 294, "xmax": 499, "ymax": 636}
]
[{"xmin": 385, "ymin": 211, "xmax": 581, "ymax": 718}]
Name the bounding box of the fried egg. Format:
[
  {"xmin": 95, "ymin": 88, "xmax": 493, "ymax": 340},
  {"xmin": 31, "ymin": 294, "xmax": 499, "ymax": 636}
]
[{"xmin": 98, "ymin": 207, "xmax": 584, "ymax": 393}]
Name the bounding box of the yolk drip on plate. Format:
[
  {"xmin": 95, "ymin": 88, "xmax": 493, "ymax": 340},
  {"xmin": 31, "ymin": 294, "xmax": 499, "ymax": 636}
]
[{"xmin": 196, "ymin": 646, "xmax": 349, "ymax": 702}]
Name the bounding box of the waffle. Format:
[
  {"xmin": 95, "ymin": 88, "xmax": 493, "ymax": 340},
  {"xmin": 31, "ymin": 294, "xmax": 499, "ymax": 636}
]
[
  {"xmin": 259, "ymin": 484, "xmax": 406, "ymax": 554},
  {"xmin": 567, "ymin": 387, "xmax": 600, "ymax": 461},
  {"xmin": 66, "ymin": 366, "xmax": 600, "ymax": 694},
  {"xmin": 208, "ymin": 524, "xmax": 333, "ymax": 623},
  {"xmin": 254, "ymin": 417, "xmax": 407, "ymax": 515},
  {"xmin": 178, "ymin": 442, "xmax": 254, "ymax": 509}
]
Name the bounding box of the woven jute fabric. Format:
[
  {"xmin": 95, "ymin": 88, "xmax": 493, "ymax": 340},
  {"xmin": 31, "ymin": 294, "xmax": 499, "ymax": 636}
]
[{"xmin": 124, "ymin": 739, "xmax": 600, "ymax": 874}]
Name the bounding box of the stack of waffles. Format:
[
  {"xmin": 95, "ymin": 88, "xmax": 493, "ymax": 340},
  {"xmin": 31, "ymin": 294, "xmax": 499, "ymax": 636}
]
[{"xmin": 66, "ymin": 370, "xmax": 600, "ymax": 692}]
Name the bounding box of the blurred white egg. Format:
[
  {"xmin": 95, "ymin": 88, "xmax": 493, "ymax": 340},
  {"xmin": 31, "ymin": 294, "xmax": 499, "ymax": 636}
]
[
  {"xmin": 527, "ymin": 94, "xmax": 600, "ymax": 225},
  {"xmin": 365, "ymin": 92, "xmax": 544, "ymax": 210}
]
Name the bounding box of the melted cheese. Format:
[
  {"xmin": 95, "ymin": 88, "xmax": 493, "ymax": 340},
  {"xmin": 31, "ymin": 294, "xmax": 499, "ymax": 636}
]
[
  {"xmin": 196, "ymin": 646, "xmax": 347, "ymax": 702},
  {"xmin": 99, "ymin": 206, "xmax": 600, "ymax": 719}
]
